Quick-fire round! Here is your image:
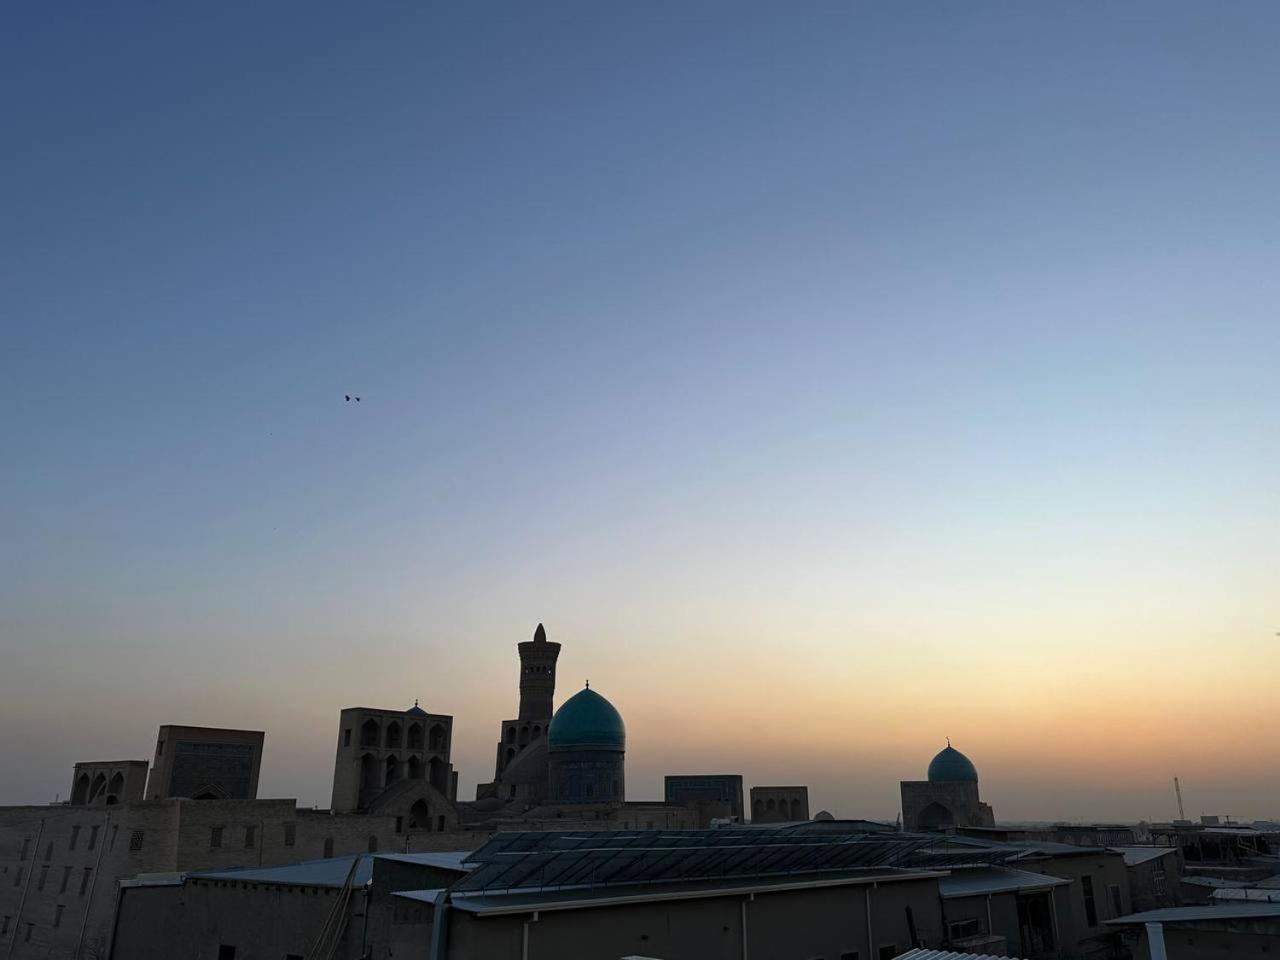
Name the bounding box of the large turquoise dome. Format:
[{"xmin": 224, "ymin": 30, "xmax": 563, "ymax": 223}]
[
  {"xmin": 928, "ymin": 744, "xmax": 978, "ymax": 783},
  {"xmin": 548, "ymin": 687, "xmax": 625, "ymax": 750}
]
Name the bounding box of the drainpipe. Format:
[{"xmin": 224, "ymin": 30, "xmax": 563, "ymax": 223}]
[
  {"xmin": 985, "ymin": 894, "xmax": 993, "ymax": 939},
  {"xmin": 740, "ymin": 893, "xmax": 753, "ymax": 960},
  {"xmin": 75, "ymin": 811, "xmax": 111, "ymax": 959},
  {"xmin": 1145, "ymin": 922, "xmax": 1168, "ymax": 960},
  {"xmin": 6, "ymin": 817, "xmax": 44, "ymax": 958},
  {"xmin": 429, "ymin": 891, "xmax": 450, "ymax": 960},
  {"xmin": 1048, "ymin": 887, "xmax": 1061, "ymax": 948},
  {"xmin": 521, "ymin": 911, "xmax": 539, "ymax": 960},
  {"xmin": 864, "ymin": 885, "xmax": 874, "ymax": 960}
]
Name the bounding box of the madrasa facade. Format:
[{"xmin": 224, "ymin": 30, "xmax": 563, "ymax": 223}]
[{"xmin": 328, "ymin": 624, "xmax": 707, "ymax": 835}]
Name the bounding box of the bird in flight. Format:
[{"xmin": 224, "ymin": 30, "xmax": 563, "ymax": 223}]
[{"xmin": 345, "ymin": 395, "xmax": 361, "ymax": 402}]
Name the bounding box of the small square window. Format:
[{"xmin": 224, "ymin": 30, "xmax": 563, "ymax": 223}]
[
  {"xmin": 0, "ymin": 917, "xmax": 8, "ymax": 936},
  {"xmin": 12, "ymin": 869, "xmax": 22, "ymax": 889},
  {"xmin": 217, "ymin": 946, "xmax": 235, "ymax": 960},
  {"xmin": 323, "ymin": 838, "xmax": 334, "ymax": 858},
  {"xmin": 88, "ymin": 826, "xmax": 99, "ymax": 851},
  {"xmin": 37, "ymin": 866, "xmax": 48, "ymax": 891},
  {"xmin": 80, "ymin": 868, "xmax": 92, "ymax": 896},
  {"xmin": 69, "ymin": 826, "xmax": 80, "ymax": 851},
  {"xmin": 343, "ymin": 729, "xmax": 351, "ymax": 747},
  {"xmin": 59, "ymin": 866, "xmax": 71, "ymax": 894},
  {"xmin": 24, "ymin": 923, "xmax": 33, "ymax": 943},
  {"xmin": 395, "ymin": 817, "xmax": 403, "ymax": 834},
  {"xmin": 210, "ymin": 826, "xmax": 223, "ymax": 848},
  {"xmin": 284, "ymin": 824, "xmax": 296, "ymax": 847},
  {"xmin": 19, "ymin": 839, "xmax": 29, "ymax": 861},
  {"xmin": 244, "ymin": 826, "xmax": 256, "ymax": 849},
  {"xmin": 129, "ymin": 830, "xmax": 144, "ymax": 852},
  {"xmin": 54, "ymin": 904, "xmax": 64, "ymax": 928},
  {"xmin": 44, "ymin": 842, "xmax": 53, "ymax": 862}
]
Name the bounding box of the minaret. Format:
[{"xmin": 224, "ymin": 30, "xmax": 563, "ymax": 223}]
[{"xmin": 517, "ymin": 622, "xmax": 561, "ymax": 720}]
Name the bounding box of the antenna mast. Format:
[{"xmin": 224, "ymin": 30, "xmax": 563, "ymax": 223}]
[{"xmin": 1174, "ymin": 776, "xmax": 1186, "ymax": 820}]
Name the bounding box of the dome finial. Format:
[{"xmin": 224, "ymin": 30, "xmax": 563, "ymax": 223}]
[
  {"xmin": 585, "ymin": 678, "xmax": 589, "ymax": 689},
  {"xmin": 415, "ymin": 699, "xmax": 419, "ymax": 708},
  {"xmin": 534, "ymin": 623, "xmax": 546, "ymax": 643},
  {"xmin": 946, "ymin": 736, "xmax": 951, "ymax": 747}
]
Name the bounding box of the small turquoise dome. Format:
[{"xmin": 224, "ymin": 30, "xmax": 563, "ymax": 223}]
[
  {"xmin": 548, "ymin": 687, "xmax": 625, "ymax": 750},
  {"xmin": 928, "ymin": 744, "xmax": 978, "ymax": 783},
  {"xmin": 406, "ymin": 700, "xmax": 427, "ymax": 717}
]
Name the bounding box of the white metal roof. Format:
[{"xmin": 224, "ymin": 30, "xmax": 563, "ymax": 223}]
[
  {"xmin": 1107, "ymin": 902, "xmax": 1280, "ymax": 924},
  {"xmin": 896, "ymin": 949, "xmax": 1025, "ymax": 960},
  {"xmin": 939, "ymin": 867, "xmax": 1069, "ymax": 898},
  {"xmin": 1109, "ymin": 846, "xmax": 1180, "ymax": 867}
]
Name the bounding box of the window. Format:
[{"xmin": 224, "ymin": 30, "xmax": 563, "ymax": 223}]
[
  {"xmin": 323, "ymin": 838, "xmax": 334, "ymax": 858},
  {"xmin": 60, "ymin": 866, "xmax": 71, "ymax": 894},
  {"xmin": 129, "ymin": 830, "xmax": 144, "ymax": 852},
  {"xmin": 1108, "ymin": 883, "xmax": 1123, "ymax": 917},
  {"xmin": 1082, "ymin": 875, "xmax": 1098, "ymax": 927},
  {"xmin": 878, "ymin": 947, "xmax": 897, "ymax": 960},
  {"xmin": 53, "ymin": 904, "xmax": 64, "ymax": 928},
  {"xmin": 217, "ymin": 946, "xmax": 236, "ymax": 960},
  {"xmin": 44, "ymin": 842, "xmax": 53, "ymax": 861},
  {"xmin": 210, "ymin": 826, "xmax": 223, "ymax": 849},
  {"xmin": 949, "ymin": 918, "xmax": 982, "ymax": 939},
  {"xmin": 840, "ymin": 954, "xmax": 859, "ymax": 960},
  {"xmin": 436, "ymin": 815, "xmax": 445, "ymax": 832},
  {"xmin": 157, "ymin": 739, "xmax": 164, "ymax": 755},
  {"xmin": 80, "ymin": 867, "xmax": 92, "ymax": 896},
  {"xmin": 110, "ymin": 825, "xmax": 118, "ymax": 850},
  {"xmin": 88, "ymin": 825, "xmax": 99, "ymax": 851},
  {"xmin": 12, "ymin": 869, "xmax": 21, "ymax": 888},
  {"xmin": 244, "ymin": 826, "xmax": 256, "ymax": 849},
  {"xmin": 395, "ymin": 817, "xmax": 403, "ymax": 834},
  {"xmin": 284, "ymin": 823, "xmax": 296, "ymax": 847},
  {"xmin": 69, "ymin": 826, "xmax": 80, "ymax": 851},
  {"xmin": 24, "ymin": 923, "xmax": 32, "ymax": 943},
  {"xmin": 1153, "ymin": 865, "xmax": 1167, "ymax": 896},
  {"xmin": 37, "ymin": 866, "xmax": 48, "ymax": 891},
  {"xmin": 343, "ymin": 729, "xmax": 351, "ymax": 747},
  {"xmin": 19, "ymin": 839, "xmax": 29, "ymax": 861},
  {"xmin": 367, "ymin": 836, "xmax": 378, "ymax": 853},
  {"xmin": 0, "ymin": 917, "xmax": 8, "ymax": 936}
]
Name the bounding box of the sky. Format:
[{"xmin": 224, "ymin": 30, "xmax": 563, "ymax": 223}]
[{"xmin": 2, "ymin": 2, "xmax": 1279, "ymax": 823}]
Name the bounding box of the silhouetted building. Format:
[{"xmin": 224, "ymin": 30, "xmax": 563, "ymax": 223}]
[
  {"xmin": 750, "ymin": 785, "xmax": 808, "ymax": 822},
  {"xmin": 547, "ymin": 686, "xmax": 626, "ymax": 804},
  {"xmin": 665, "ymin": 774, "xmax": 744, "ymax": 824},
  {"xmin": 68, "ymin": 760, "xmax": 148, "ymax": 806},
  {"xmin": 900, "ymin": 742, "xmax": 995, "ymax": 831},
  {"xmin": 146, "ymin": 725, "xmax": 264, "ymax": 801}
]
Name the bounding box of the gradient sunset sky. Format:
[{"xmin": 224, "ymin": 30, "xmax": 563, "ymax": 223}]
[{"xmin": 3, "ymin": 2, "xmax": 1279, "ymax": 822}]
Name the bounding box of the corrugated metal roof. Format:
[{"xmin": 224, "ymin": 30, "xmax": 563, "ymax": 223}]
[
  {"xmin": 454, "ymin": 829, "xmax": 1009, "ymax": 895},
  {"xmin": 895, "ymin": 951, "xmax": 1019, "ymax": 960},
  {"xmin": 1109, "ymin": 846, "xmax": 1180, "ymax": 867},
  {"xmin": 939, "ymin": 867, "xmax": 1070, "ymax": 898},
  {"xmin": 1212, "ymin": 888, "xmax": 1280, "ymax": 903},
  {"xmin": 1107, "ymin": 902, "xmax": 1280, "ymax": 924}
]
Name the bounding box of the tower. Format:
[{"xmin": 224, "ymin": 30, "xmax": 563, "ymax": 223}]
[{"xmin": 517, "ymin": 622, "xmax": 561, "ymax": 720}]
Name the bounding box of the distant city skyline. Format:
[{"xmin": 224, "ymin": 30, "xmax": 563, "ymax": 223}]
[{"xmin": 3, "ymin": 3, "xmax": 1279, "ymax": 821}]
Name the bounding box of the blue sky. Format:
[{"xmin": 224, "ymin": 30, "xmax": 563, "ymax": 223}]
[{"xmin": 3, "ymin": 3, "xmax": 1279, "ymax": 819}]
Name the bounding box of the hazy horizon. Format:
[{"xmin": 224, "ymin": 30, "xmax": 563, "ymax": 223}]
[{"xmin": 4, "ymin": 3, "xmax": 1279, "ymax": 821}]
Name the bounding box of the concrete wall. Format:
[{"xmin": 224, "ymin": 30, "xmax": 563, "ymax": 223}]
[
  {"xmin": 446, "ymin": 874, "xmax": 944, "ymax": 960},
  {"xmin": 1030, "ymin": 850, "xmax": 1132, "ymax": 958}
]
